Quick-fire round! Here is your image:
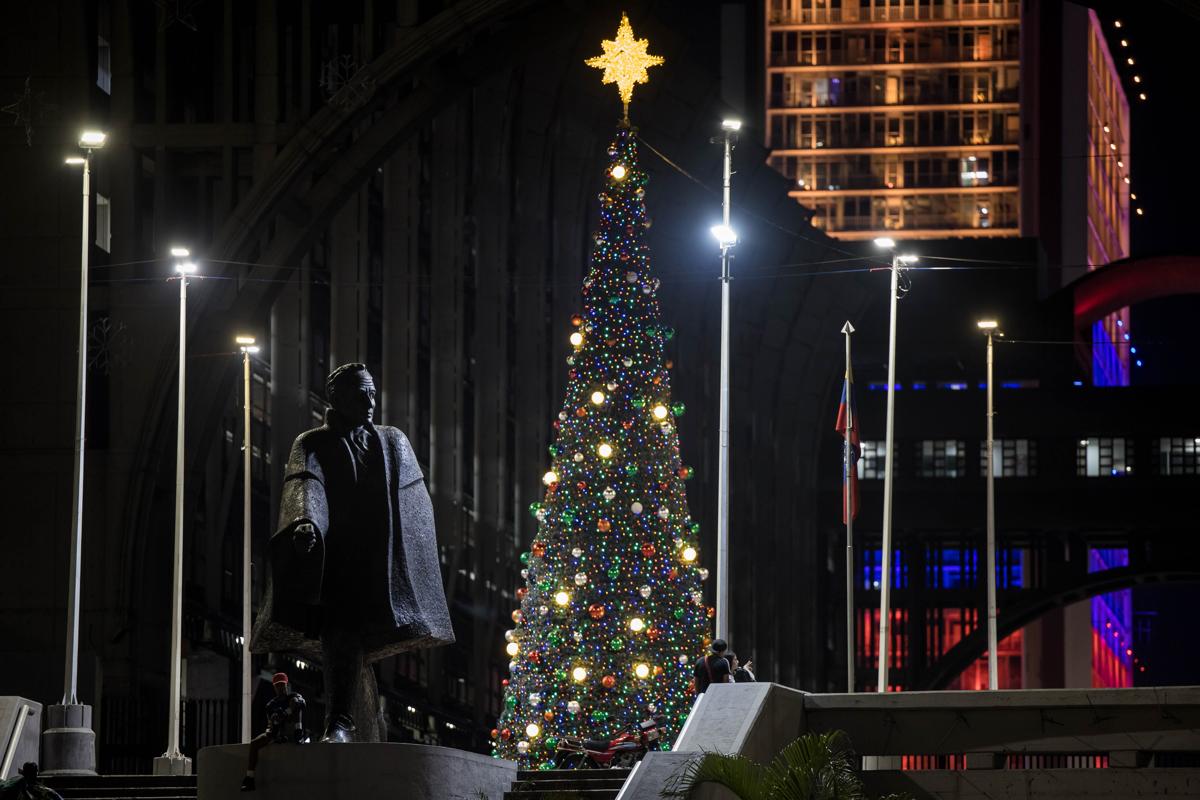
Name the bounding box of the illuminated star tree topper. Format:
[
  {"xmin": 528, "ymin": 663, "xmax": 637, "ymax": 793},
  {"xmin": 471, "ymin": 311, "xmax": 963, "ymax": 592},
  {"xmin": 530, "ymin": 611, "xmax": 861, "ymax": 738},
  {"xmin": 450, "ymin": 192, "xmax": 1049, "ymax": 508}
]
[{"xmin": 585, "ymin": 12, "xmax": 664, "ymax": 123}]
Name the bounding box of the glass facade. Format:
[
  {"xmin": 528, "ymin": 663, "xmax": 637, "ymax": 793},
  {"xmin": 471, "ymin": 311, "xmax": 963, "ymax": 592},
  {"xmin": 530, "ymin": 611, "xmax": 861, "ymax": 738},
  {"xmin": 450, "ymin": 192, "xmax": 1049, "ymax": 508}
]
[
  {"xmin": 1083, "ymin": 11, "xmax": 1133, "ymax": 385},
  {"xmin": 765, "ymin": 0, "xmax": 1021, "ymax": 238}
]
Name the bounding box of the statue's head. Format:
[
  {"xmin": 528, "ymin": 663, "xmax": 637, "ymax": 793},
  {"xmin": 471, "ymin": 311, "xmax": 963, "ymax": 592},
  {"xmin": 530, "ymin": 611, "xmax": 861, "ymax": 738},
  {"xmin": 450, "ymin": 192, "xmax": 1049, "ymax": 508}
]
[{"xmin": 326, "ymin": 363, "xmax": 376, "ymax": 425}]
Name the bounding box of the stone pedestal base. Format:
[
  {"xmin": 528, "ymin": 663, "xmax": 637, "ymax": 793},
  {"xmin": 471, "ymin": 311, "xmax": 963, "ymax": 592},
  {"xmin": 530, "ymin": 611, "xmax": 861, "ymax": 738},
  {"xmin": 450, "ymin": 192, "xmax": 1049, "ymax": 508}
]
[
  {"xmin": 39, "ymin": 704, "xmax": 96, "ymax": 776},
  {"xmin": 197, "ymin": 742, "xmax": 516, "ymax": 800},
  {"xmin": 152, "ymin": 752, "xmax": 194, "ymax": 775}
]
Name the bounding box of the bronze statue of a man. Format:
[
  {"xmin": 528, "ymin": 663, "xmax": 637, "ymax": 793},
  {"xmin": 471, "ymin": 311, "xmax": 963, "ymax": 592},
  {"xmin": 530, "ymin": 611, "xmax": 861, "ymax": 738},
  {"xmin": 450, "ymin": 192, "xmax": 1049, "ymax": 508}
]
[{"xmin": 250, "ymin": 364, "xmax": 454, "ymax": 743}]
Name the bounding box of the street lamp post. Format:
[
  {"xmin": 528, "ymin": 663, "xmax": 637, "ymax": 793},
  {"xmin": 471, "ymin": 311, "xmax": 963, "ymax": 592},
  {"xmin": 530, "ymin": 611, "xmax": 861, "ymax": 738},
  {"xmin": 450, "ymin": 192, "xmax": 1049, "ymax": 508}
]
[
  {"xmin": 154, "ymin": 249, "xmax": 196, "ymax": 776},
  {"xmin": 711, "ymin": 118, "xmax": 740, "ymax": 643},
  {"xmin": 871, "ymin": 238, "xmax": 916, "ymax": 693},
  {"xmin": 235, "ymin": 335, "xmax": 259, "ymax": 741},
  {"xmin": 42, "ymin": 131, "xmax": 107, "ymax": 777},
  {"xmin": 978, "ymin": 319, "xmax": 1001, "ymax": 690}
]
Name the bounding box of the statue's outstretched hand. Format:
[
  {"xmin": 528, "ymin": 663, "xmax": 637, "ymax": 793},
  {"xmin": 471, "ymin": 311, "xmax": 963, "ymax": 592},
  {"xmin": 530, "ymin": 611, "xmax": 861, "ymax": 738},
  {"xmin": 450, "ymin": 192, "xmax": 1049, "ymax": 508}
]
[{"xmin": 293, "ymin": 522, "xmax": 318, "ymax": 554}]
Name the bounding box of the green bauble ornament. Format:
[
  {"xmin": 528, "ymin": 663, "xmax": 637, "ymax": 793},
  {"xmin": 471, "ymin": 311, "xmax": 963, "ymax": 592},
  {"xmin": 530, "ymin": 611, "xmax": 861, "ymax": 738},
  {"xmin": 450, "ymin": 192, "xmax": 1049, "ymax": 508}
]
[
  {"xmin": 562, "ymin": 509, "xmax": 577, "ymax": 525},
  {"xmin": 506, "ymin": 695, "xmax": 517, "ymax": 707},
  {"xmin": 610, "ymin": 638, "xmax": 624, "ymax": 650},
  {"xmin": 529, "ymin": 502, "xmax": 543, "ymax": 518},
  {"xmin": 555, "ymin": 669, "xmax": 568, "ymax": 682},
  {"xmin": 545, "ymin": 737, "xmax": 558, "ymax": 749},
  {"xmin": 520, "ymin": 552, "xmax": 531, "ymax": 565},
  {"xmin": 592, "ymin": 710, "xmax": 609, "ymax": 723},
  {"xmin": 631, "ymin": 397, "xmax": 646, "ymax": 408},
  {"xmin": 624, "ymin": 464, "xmax": 638, "ymax": 477},
  {"xmin": 549, "ymin": 445, "xmax": 558, "ymax": 457},
  {"xmin": 671, "ymin": 402, "xmax": 685, "ymax": 416},
  {"xmin": 607, "ymin": 566, "xmax": 620, "ymax": 579},
  {"xmin": 673, "ymin": 608, "xmax": 685, "ymax": 620}
]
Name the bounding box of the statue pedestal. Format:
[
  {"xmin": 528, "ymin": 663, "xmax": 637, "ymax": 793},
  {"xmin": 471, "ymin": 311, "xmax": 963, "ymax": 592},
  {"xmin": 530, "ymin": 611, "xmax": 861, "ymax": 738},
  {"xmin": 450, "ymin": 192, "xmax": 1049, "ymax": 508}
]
[{"xmin": 197, "ymin": 742, "xmax": 516, "ymax": 800}]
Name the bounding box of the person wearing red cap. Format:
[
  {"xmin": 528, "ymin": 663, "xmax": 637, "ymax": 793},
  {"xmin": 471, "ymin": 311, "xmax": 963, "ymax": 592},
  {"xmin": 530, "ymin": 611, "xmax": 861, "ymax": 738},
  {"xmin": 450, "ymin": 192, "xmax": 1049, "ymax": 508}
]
[{"xmin": 240, "ymin": 672, "xmax": 309, "ymax": 792}]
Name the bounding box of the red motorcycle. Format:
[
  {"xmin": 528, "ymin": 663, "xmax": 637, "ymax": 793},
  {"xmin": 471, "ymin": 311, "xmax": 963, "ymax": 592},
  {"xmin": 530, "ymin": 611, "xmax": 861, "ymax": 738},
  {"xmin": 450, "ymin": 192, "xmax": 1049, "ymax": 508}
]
[{"xmin": 555, "ymin": 713, "xmax": 668, "ymax": 769}]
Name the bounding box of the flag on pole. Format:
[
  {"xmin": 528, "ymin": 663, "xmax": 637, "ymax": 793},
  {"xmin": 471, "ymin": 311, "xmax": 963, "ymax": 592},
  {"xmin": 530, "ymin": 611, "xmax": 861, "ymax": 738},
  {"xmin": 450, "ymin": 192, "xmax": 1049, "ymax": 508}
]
[{"xmin": 835, "ymin": 367, "xmax": 860, "ymax": 523}]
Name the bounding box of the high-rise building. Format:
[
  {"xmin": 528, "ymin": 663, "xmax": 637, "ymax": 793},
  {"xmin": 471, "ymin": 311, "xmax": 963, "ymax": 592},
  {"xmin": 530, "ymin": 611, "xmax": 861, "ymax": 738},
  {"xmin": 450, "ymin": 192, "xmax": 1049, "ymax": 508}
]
[{"xmin": 765, "ymin": 0, "xmax": 1022, "ymax": 239}]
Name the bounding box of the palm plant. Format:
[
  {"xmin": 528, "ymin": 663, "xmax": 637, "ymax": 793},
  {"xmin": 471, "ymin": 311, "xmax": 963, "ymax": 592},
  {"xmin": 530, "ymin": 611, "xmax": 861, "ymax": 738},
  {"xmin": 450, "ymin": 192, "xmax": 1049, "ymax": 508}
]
[{"xmin": 662, "ymin": 731, "xmax": 903, "ymax": 800}]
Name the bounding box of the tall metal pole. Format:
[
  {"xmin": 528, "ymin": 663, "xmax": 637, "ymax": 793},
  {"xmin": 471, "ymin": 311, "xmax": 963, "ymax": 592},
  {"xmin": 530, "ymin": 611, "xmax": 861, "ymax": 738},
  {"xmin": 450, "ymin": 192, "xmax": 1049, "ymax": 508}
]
[
  {"xmin": 841, "ymin": 321, "xmax": 856, "ymax": 693},
  {"xmin": 63, "ymin": 151, "xmax": 91, "ymax": 707},
  {"xmin": 877, "ymin": 255, "xmax": 900, "ymax": 693},
  {"xmin": 159, "ymin": 268, "xmax": 189, "ymax": 772},
  {"xmin": 985, "ymin": 330, "xmax": 999, "ymax": 690},
  {"xmin": 241, "ymin": 348, "xmax": 253, "ymax": 740},
  {"xmin": 715, "ymin": 123, "xmax": 735, "ymax": 643}
]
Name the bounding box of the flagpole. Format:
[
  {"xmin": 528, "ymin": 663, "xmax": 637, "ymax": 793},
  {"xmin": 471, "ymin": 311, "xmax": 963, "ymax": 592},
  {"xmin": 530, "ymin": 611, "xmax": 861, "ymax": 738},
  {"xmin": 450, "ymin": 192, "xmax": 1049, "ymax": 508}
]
[{"xmin": 842, "ymin": 321, "xmax": 856, "ymax": 693}]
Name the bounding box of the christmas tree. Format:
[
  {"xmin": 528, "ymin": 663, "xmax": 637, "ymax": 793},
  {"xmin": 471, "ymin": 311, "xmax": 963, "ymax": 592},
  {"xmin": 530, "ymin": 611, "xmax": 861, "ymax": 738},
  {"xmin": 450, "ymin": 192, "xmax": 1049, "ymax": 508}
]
[{"xmin": 492, "ymin": 14, "xmax": 711, "ymax": 768}]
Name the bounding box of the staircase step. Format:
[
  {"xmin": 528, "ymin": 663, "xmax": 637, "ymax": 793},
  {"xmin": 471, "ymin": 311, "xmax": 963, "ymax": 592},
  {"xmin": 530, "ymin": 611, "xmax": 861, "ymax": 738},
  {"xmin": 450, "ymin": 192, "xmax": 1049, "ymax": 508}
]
[
  {"xmin": 504, "ymin": 792, "xmax": 621, "ymax": 800},
  {"xmin": 517, "ymin": 768, "xmax": 631, "ymax": 781},
  {"xmin": 44, "ymin": 775, "xmax": 197, "ymax": 800}
]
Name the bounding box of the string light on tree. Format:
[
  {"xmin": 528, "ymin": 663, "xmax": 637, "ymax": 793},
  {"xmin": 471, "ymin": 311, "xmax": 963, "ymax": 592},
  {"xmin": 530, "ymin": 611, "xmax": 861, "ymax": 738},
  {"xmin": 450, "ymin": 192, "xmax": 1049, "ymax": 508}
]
[{"xmin": 494, "ymin": 16, "xmax": 709, "ymax": 768}]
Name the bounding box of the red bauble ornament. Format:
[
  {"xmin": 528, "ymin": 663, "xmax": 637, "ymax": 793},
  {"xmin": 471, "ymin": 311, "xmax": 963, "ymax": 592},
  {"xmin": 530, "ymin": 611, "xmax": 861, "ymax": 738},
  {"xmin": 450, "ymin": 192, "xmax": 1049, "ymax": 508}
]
[
  {"xmin": 646, "ymin": 627, "xmax": 661, "ymax": 641},
  {"xmin": 491, "ymin": 728, "xmax": 499, "ymax": 739},
  {"xmin": 653, "ymin": 376, "xmax": 662, "ymax": 385},
  {"xmin": 622, "ymin": 419, "xmax": 634, "ymax": 430},
  {"xmin": 707, "ymin": 607, "xmax": 715, "ymax": 618},
  {"xmin": 588, "ymin": 603, "xmax": 606, "ymax": 620},
  {"xmin": 501, "ymin": 728, "xmax": 512, "ymax": 740},
  {"xmin": 531, "ymin": 541, "xmax": 546, "ymax": 558},
  {"xmin": 576, "ymin": 406, "xmax": 587, "ymax": 417},
  {"xmin": 577, "ymin": 481, "xmax": 587, "ymax": 491},
  {"xmin": 641, "ymin": 542, "xmax": 656, "ymax": 557},
  {"xmin": 597, "ymin": 519, "xmax": 611, "ymax": 532},
  {"xmin": 569, "ymin": 369, "xmax": 578, "ymax": 379},
  {"xmin": 501, "ymin": 679, "xmax": 510, "ymax": 686},
  {"xmin": 543, "ymin": 711, "xmax": 554, "ymax": 721},
  {"xmin": 571, "ymin": 314, "xmax": 584, "ymax": 327},
  {"xmin": 517, "ymin": 587, "xmax": 528, "ymax": 600},
  {"xmin": 668, "ymin": 569, "xmax": 679, "ymax": 580},
  {"xmin": 528, "ymin": 651, "xmax": 541, "ymax": 663},
  {"xmin": 665, "ymin": 359, "xmax": 674, "ymax": 369},
  {"xmin": 602, "ymin": 675, "xmax": 616, "ymax": 689}
]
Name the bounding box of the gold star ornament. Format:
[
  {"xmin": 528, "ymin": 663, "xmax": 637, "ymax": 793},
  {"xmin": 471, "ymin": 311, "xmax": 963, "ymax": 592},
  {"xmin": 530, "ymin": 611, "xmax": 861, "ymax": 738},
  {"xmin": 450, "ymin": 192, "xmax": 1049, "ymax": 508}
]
[{"xmin": 586, "ymin": 12, "xmax": 664, "ymax": 122}]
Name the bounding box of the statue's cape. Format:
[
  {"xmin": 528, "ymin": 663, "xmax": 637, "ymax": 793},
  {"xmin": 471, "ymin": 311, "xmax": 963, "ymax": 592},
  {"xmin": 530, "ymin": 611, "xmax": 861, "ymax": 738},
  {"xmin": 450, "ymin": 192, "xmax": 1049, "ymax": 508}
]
[{"xmin": 250, "ymin": 422, "xmax": 454, "ymax": 662}]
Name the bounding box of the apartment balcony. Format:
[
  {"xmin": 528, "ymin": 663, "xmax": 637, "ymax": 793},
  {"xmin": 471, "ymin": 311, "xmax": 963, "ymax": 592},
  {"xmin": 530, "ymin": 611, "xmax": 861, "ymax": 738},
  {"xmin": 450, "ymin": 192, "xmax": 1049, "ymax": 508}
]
[
  {"xmin": 769, "ymin": 88, "xmax": 1019, "ymax": 108},
  {"xmin": 769, "ymin": 48, "xmax": 1019, "ymax": 69},
  {"xmin": 767, "ymin": 1, "xmax": 1020, "ymax": 25}
]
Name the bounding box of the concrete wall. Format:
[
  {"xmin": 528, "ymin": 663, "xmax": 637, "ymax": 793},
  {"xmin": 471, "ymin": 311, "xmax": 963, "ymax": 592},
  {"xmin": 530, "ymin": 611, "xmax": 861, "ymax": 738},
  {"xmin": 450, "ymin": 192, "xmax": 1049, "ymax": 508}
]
[
  {"xmin": 197, "ymin": 742, "xmax": 515, "ymax": 800},
  {"xmin": 0, "ymin": 697, "xmax": 42, "ymax": 779}
]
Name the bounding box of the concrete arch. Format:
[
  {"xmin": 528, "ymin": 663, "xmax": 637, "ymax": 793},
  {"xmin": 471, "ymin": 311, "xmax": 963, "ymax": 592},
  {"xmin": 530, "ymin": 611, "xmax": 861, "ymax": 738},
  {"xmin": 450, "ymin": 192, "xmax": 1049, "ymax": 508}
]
[
  {"xmin": 1073, "ymin": 255, "xmax": 1200, "ymax": 330},
  {"xmin": 918, "ymin": 565, "xmax": 1200, "ymax": 690}
]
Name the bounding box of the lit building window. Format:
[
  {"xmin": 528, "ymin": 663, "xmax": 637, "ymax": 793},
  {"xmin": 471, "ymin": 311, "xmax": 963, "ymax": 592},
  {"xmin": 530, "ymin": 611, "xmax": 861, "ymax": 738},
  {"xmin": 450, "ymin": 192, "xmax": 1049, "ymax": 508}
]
[
  {"xmin": 1154, "ymin": 437, "xmax": 1200, "ymax": 475},
  {"xmin": 95, "ymin": 194, "xmax": 111, "ymax": 252},
  {"xmin": 917, "ymin": 439, "xmax": 966, "ymax": 477},
  {"xmin": 980, "ymin": 439, "xmax": 1037, "ymax": 477},
  {"xmin": 858, "ymin": 440, "xmax": 890, "ymax": 479},
  {"xmin": 1076, "ymin": 437, "xmax": 1134, "ymax": 476}
]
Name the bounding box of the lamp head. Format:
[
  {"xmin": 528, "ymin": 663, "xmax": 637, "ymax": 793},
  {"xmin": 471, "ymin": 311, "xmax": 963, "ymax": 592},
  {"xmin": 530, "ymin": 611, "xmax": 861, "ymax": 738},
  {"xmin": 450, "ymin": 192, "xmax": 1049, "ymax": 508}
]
[
  {"xmin": 710, "ymin": 224, "xmax": 738, "ymax": 247},
  {"xmin": 170, "ymin": 246, "xmax": 190, "ymax": 258},
  {"xmin": 721, "ymin": 119, "xmax": 742, "ymax": 132},
  {"xmin": 236, "ymin": 335, "xmax": 259, "ymax": 353},
  {"xmin": 976, "ymin": 320, "xmax": 999, "ymax": 331},
  {"xmin": 79, "ymin": 131, "xmax": 107, "ymax": 149},
  {"xmin": 175, "ymin": 261, "xmax": 197, "ymax": 274},
  {"xmin": 64, "ymin": 156, "xmax": 86, "ymax": 165},
  {"xmin": 873, "ymin": 237, "xmax": 896, "ymax": 249},
  {"xmin": 897, "ymin": 254, "xmax": 919, "ymax": 264}
]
